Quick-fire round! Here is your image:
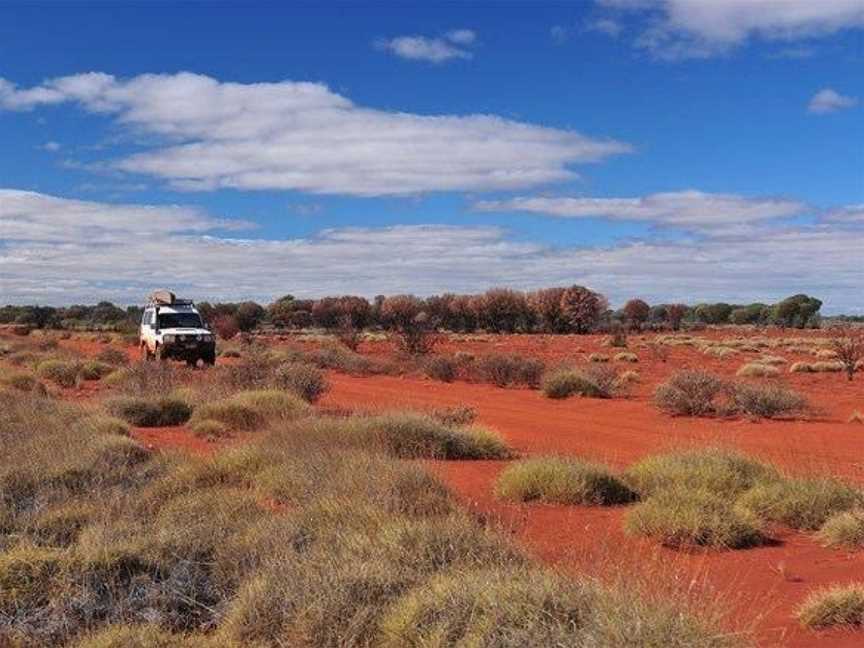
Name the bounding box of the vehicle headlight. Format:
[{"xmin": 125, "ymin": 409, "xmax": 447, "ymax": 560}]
[
  {"xmin": 164, "ymin": 334, "xmax": 175, "ymax": 343},
  {"xmin": 204, "ymin": 334, "xmax": 214, "ymax": 342}
]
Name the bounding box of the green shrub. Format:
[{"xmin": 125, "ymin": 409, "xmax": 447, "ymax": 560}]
[
  {"xmin": 738, "ymin": 477, "xmax": 863, "ymax": 530},
  {"xmin": 105, "ymin": 395, "xmax": 193, "ymax": 427},
  {"xmin": 495, "ymin": 457, "xmax": 635, "ymax": 505},
  {"xmin": 797, "ymin": 584, "xmax": 864, "ymax": 628},
  {"xmin": 190, "ymin": 400, "xmax": 264, "ymax": 432},
  {"xmin": 727, "ymin": 382, "xmax": 807, "ymax": 418},
  {"xmin": 231, "ymin": 390, "xmax": 309, "ymax": 421},
  {"xmin": 624, "ymin": 487, "xmax": 764, "ymax": 549},
  {"xmin": 474, "ymin": 353, "xmax": 545, "ymax": 387},
  {"xmin": 624, "ymin": 449, "xmax": 776, "ymax": 499},
  {"xmin": 541, "ymin": 366, "xmax": 618, "ymax": 399},
  {"xmin": 273, "ymin": 361, "xmax": 328, "ymax": 402},
  {"xmin": 190, "ymin": 390, "xmax": 307, "ymax": 432},
  {"xmin": 37, "ymin": 359, "xmax": 81, "ymax": 387},
  {"xmin": 364, "ymin": 413, "xmax": 511, "ymax": 460},
  {"xmin": 654, "ymin": 371, "xmax": 726, "ymax": 416},
  {"xmin": 80, "ymin": 360, "xmax": 115, "ymax": 380},
  {"xmin": 423, "ymin": 355, "xmax": 457, "ymax": 382},
  {"xmin": 818, "ymin": 510, "xmax": 864, "ymax": 547}
]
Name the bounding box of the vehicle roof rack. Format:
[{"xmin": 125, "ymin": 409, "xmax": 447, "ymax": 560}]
[{"xmin": 147, "ymin": 290, "xmax": 195, "ymax": 307}]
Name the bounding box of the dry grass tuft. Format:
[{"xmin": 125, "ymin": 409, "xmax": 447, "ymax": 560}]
[
  {"xmin": 818, "ymin": 510, "xmax": 864, "ymax": 548},
  {"xmin": 495, "ymin": 457, "xmax": 636, "ymax": 505},
  {"xmin": 736, "ymin": 363, "xmax": 779, "ymax": 378},
  {"xmin": 797, "ymin": 584, "xmax": 864, "ymax": 628}
]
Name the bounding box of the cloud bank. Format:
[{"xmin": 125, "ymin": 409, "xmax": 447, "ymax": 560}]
[
  {"xmin": 599, "ymin": 0, "xmax": 864, "ymax": 59},
  {"xmin": 808, "ymin": 88, "xmax": 859, "ymax": 114},
  {"xmin": 0, "ymin": 72, "xmax": 630, "ymax": 196},
  {"xmin": 3, "ymin": 189, "xmax": 862, "ymax": 312}
]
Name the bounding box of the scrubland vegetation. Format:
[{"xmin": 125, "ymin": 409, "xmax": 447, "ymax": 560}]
[{"xmin": 0, "ymin": 365, "xmax": 743, "ymax": 647}]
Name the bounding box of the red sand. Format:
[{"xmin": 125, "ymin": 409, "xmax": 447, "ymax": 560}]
[
  {"xmin": 316, "ymin": 332, "xmax": 864, "ymax": 648},
  {"xmin": 6, "ymin": 329, "xmax": 864, "ymax": 646}
]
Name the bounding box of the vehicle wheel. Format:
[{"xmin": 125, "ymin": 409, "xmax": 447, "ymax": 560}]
[
  {"xmin": 203, "ymin": 352, "xmax": 216, "ymax": 367},
  {"xmin": 186, "ymin": 358, "xmax": 198, "ymax": 368}
]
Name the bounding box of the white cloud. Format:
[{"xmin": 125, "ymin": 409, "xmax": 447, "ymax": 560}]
[
  {"xmin": 586, "ymin": 18, "xmax": 623, "ymax": 37},
  {"xmin": 2, "ymin": 189, "xmax": 862, "ymax": 312},
  {"xmin": 377, "ymin": 29, "xmax": 477, "ymax": 63},
  {"xmin": 446, "ymin": 29, "xmax": 476, "ymax": 45},
  {"xmin": 808, "ymin": 88, "xmax": 859, "ymax": 114},
  {"xmin": 0, "ymin": 72, "xmax": 630, "ymax": 196},
  {"xmin": 822, "ymin": 204, "xmax": 864, "ymax": 223},
  {"xmin": 599, "ymin": 0, "xmax": 864, "ymax": 59},
  {"xmin": 474, "ymin": 190, "xmax": 806, "ymax": 235},
  {"xmin": 39, "ymin": 141, "xmax": 61, "ymax": 152}
]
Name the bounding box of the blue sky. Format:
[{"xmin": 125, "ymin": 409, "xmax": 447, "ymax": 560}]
[{"xmin": 1, "ymin": 2, "xmax": 862, "ymax": 311}]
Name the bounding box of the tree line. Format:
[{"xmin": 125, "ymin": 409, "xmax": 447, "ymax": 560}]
[{"xmin": 0, "ymin": 289, "xmax": 824, "ymax": 335}]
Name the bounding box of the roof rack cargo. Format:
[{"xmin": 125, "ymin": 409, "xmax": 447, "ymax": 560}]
[{"xmin": 149, "ymin": 290, "xmax": 176, "ymax": 305}]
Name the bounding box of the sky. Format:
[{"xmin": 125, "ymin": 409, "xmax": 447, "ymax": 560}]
[{"xmin": 1, "ymin": 1, "xmax": 862, "ymax": 312}]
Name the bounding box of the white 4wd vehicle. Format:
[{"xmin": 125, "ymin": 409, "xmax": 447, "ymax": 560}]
[{"xmin": 140, "ymin": 290, "xmax": 216, "ymax": 366}]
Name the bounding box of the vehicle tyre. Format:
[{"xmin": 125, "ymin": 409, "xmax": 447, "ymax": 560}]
[{"xmin": 203, "ymin": 351, "xmax": 216, "ymax": 366}]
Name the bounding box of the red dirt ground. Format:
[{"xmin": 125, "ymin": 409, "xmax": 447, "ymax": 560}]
[
  {"xmin": 313, "ymin": 331, "xmax": 864, "ymax": 648},
  {"xmin": 5, "ymin": 329, "xmax": 864, "ymax": 646}
]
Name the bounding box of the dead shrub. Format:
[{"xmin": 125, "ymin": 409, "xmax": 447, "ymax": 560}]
[{"xmin": 473, "ymin": 353, "xmax": 544, "ymax": 388}]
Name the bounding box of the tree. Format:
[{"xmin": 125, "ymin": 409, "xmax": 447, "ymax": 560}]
[
  {"xmin": 623, "ymin": 299, "xmax": 651, "ymax": 331},
  {"xmin": 528, "ymin": 287, "xmax": 569, "ymax": 333},
  {"xmin": 828, "ymin": 326, "xmax": 864, "ymax": 382},
  {"xmin": 471, "ymin": 288, "xmax": 531, "ymax": 333},
  {"xmin": 693, "ymin": 303, "xmax": 733, "ymax": 325},
  {"xmin": 212, "ymin": 314, "xmax": 240, "ymax": 340},
  {"xmin": 560, "ymin": 286, "xmax": 607, "ymax": 334},
  {"xmin": 380, "ymin": 295, "xmax": 437, "ymax": 355},
  {"xmin": 772, "ymin": 294, "xmax": 822, "ymax": 329},
  {"xmin": 666, "ymin": 304, "xmax": 688, "ymax": 331},
  {"xmin": 267, "ymin": 295, "xmax": 297, "ymax": 328},
  {"xmin": 234, "ymin": 301, "xmax": 266, "ymax": 332}
]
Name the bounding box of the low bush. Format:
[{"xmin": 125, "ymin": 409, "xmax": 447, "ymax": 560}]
[
  {"xmin": 818, "ymin": 510, "xmax": 864, "ymax": 547},
  {"xmin": 789, "ymin": 362, "xmax": 815, "ymax": 373},
  {"xmin": 624, "ymin": 448, "xmax": 776, "ymax": 499},
  {"xmin": 346, "ymin": 413, "xmax": 512, "ymax": 460},
  {"xmin": 588, "ymin": 353, "xmax": 610, "ymax": 363},
  {"xmin": 473, "ymin": 353, "xmax": 544, "ymax": 388},
  {"xmin": 703, "ymin": 346, "xmax": 737, "ymax": 359},
  {"xmin": 653, "ymin": 371, "xmax": 727, "ymax": 417},
  {"xmin": 614, "ymin": 351, "xmax": 638, "ymax": 363},
  {"xmin": 736, "ymin": 363, "xmax": 779, "ymax": 378},
  {"xmin": 307, "ymin": 344, "xmax": 377, "ymax": 375},
  {"xmin": 624, "ymin": 487, "xmax": 764, "ymax": 549},
  {"xmin": 36, "ymin": 359, "xmax": 80, "ymax": 388},
  {"xmin": 191, "ymin": 390, "xmax": 308, "ymax": 432},
  {"xmin": 758, "ymin": 355, "xmax": 786, "ymax": 366},
  {"xmin": 423, "ymin": 355, "xmax": 458, "ymax": 382},
  {"xmin": 727, "ymin": 382, "xmax": 807, "ymax": 418},
  {"xmin": 618, "ymin": 369, "xmax": 640, "ymax": 386},
  {"xmin": 7, "ymin": 350, "xmax": 39, "ymax": 367},
  {"xmin": 190, "ymin": 419, "xmax": 231, "ymax": 440},
  {"xmin": 541, "ymin": 366, "xmax": 618, "ymax": 399},
  {"xmin": 738, "ymin": 477, "xmax": 863, "ymax": 530},
  {"xmin": 103, "ymin": 361, "xmax": 181, "ymax": 395},
  {"xmin": 80, "ymin": 360, "xmax": 114, "ymax": 380},
  {"xmin": 0, "ymin": 371, "xmax": 44, "ymax": 393},
  {"xmin": 495, "ymin": 457, "xmax": 635, "ymax": 505},
  {"xmin": 273, "ymin": 361, "xmax": 328, "ymax": 402},
  {"xmin": 814, "ymin": 348, "xmax": 839, "ymax": 359},
  {"xmin": 797, "ymin": 584, "xmax": 864, "ymax": 628},
  {"xmin": 95, "ymin": 348, "xmax": 129, "ymax": 366},
  {"xmin": 69, "ymin": 624, "xmax": 193, "ymax": 648},
  {"xmin": 87, "ymin": 415, "xmax": 132, "ymax": 437},
  {"xmin": 105, "ymin": 395, "xmax": 193, "ymax": 427},
  {"xmin": 811, "ymin": 361, "xmax": 844, "ymax": 372},
  {"xmin": 429, "ymin": 405, "xmax": 477, "ymax": 426},
  {"xmin": 850, "ymin": 411, "xmax": 864, "ymax": 424}
]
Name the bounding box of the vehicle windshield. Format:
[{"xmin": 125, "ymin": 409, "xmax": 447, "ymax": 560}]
[{"xmin": 158, "ymin": 313, "xmax": 203, "ymax": 329}]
